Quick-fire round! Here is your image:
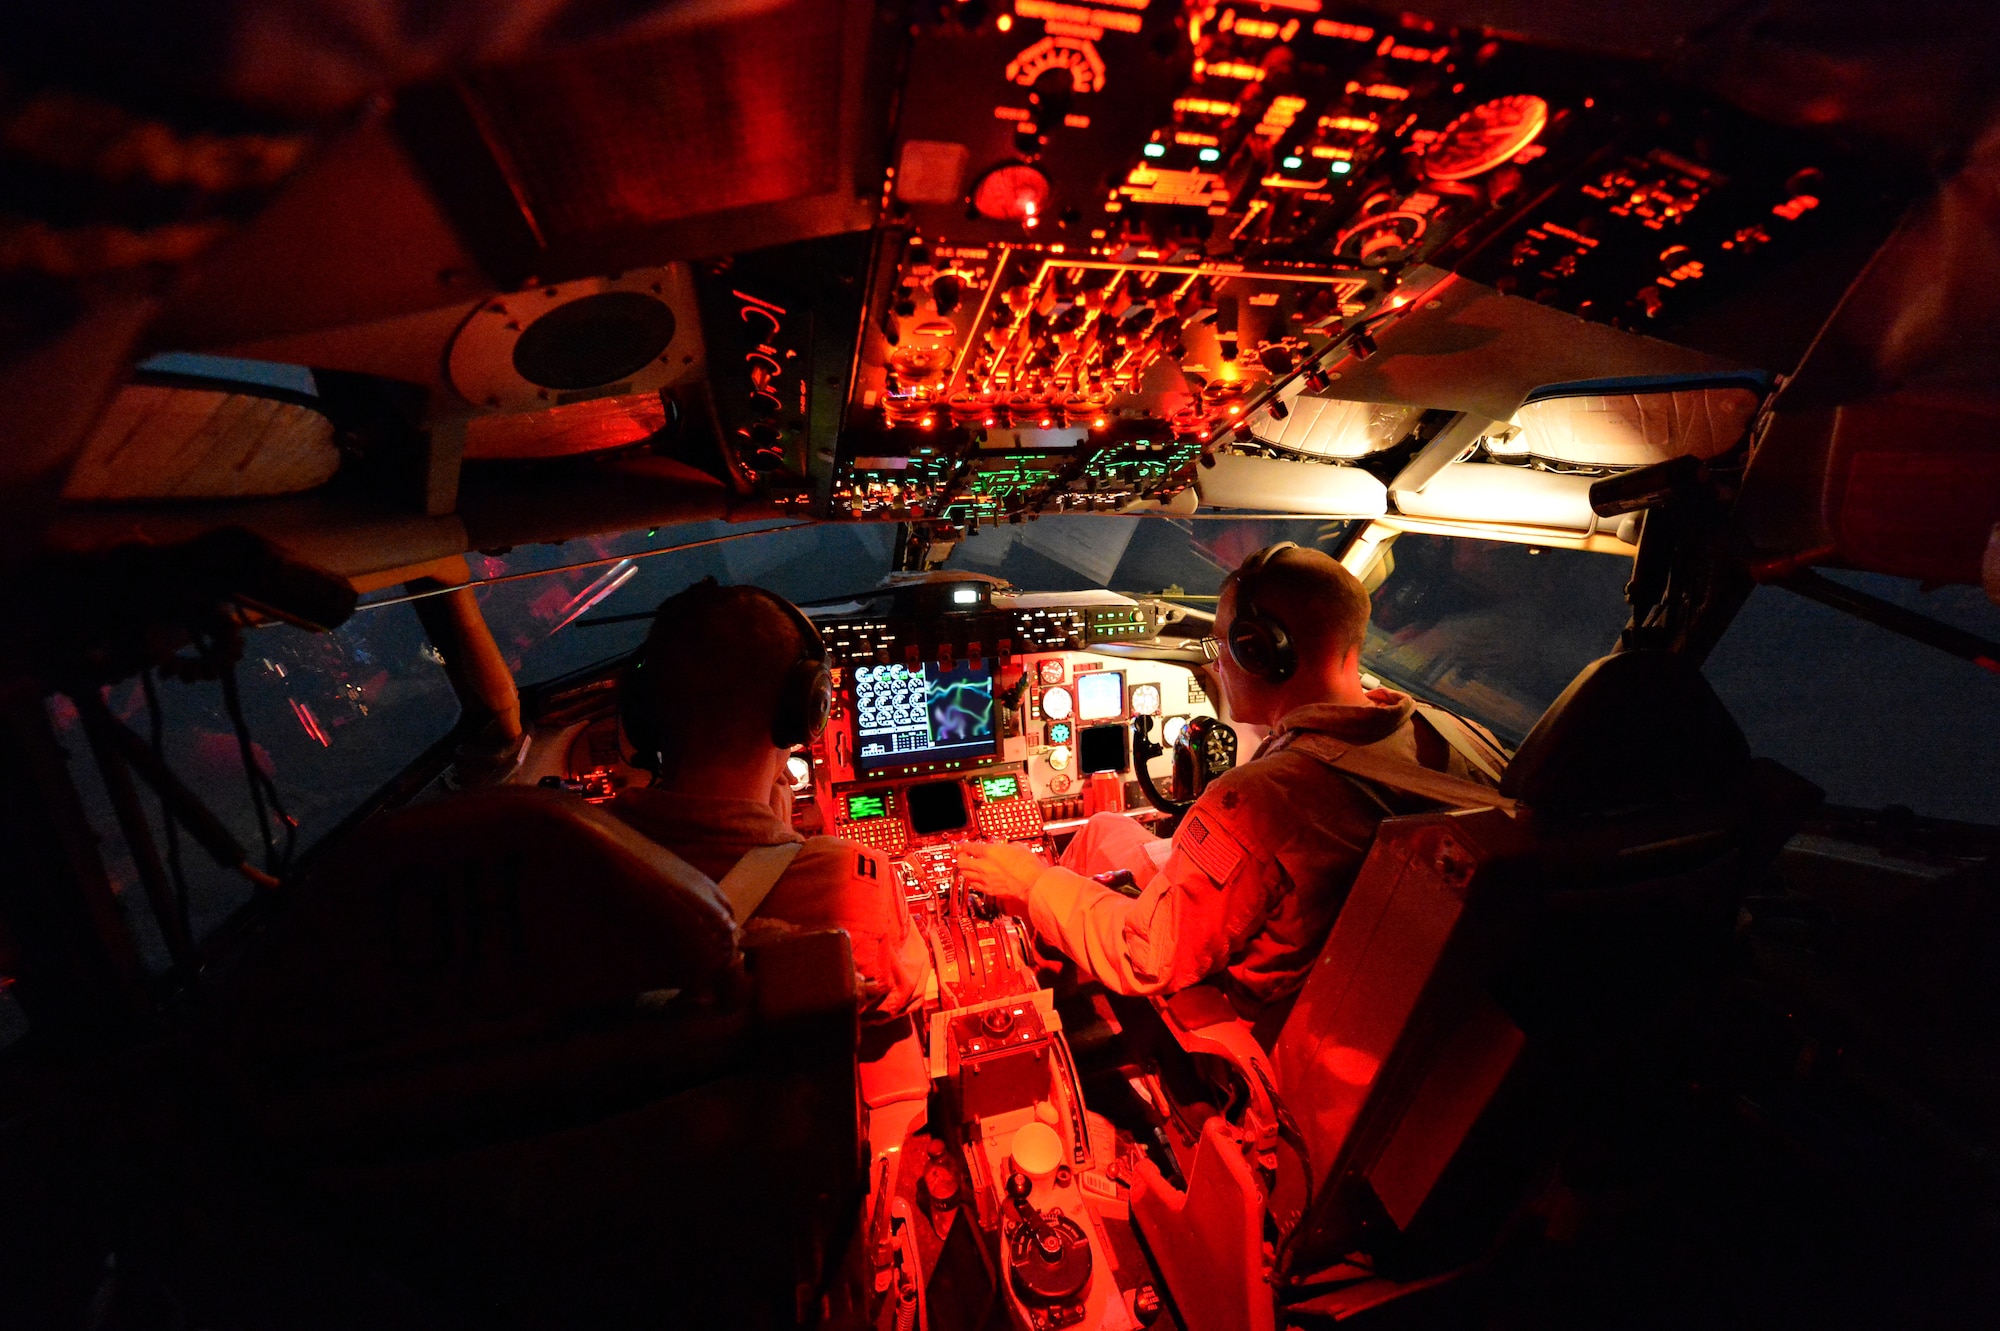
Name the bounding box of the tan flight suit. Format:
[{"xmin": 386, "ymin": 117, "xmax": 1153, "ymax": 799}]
[
  {"xmin": 1024, "ymin": 689, "xmax": 1473, "ymax": 1016},
  {"xmin": 608, "ymin": 788, "xmax": 933, "ymax": 1021}
]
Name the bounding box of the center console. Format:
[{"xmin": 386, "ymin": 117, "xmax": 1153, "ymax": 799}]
[{"xmin": 790, "ymin": 583, "xmax": 1213, "ymax": 1330}]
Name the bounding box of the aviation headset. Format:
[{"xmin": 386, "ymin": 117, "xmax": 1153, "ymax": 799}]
[
  {"xmin": 622, "ymin": 579, "xmax": 834, "ymax": 768},
  {"xmin": 1222, "ymin": 541, "xmax": 1302, "ymax": 684}
]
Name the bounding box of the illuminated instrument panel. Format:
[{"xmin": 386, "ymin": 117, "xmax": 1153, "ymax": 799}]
[{"xmin": 818, "ymin": 4, "xmax": 1893, "ymax": 529}]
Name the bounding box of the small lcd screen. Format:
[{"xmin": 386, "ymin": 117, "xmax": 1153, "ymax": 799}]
[
  {"xmin": 1076, "ymin": 670, "xmax": 1125, "ymax": 721},
  {"xmin": 844, "ymin": 792, "xmax": 889, "ymax": 821},
  {"xmin": 1079, "ymin": 723, "xmax": 1129, "ymax": 774},
  {"xmin": 907, "ymin": 780, "xmax": 970, "ymax": 835},
  {"xmin": 980, "ymin": 774, "xmax": 1020, "ymax": 801},
  {"xmin": 853, "ymin": 661, "xmax": 999, "ymax": 772}
]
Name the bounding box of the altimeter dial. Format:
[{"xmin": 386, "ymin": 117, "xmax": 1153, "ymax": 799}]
[{"xmin": 1425, "ymin": 95, "xmax": 1549, "ymax": 181}]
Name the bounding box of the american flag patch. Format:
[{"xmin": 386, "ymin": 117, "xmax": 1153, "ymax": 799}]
[{"xmin": 1178, "ymin": 808, "xmax": 1245, "ymax": 885}]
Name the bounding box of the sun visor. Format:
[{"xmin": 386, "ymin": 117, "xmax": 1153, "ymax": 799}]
[
  {"xmin": 63, "ymin": 384, "xmax": 340, "ymax": 501},
  {"xmin": 1197, "ymin": 454, "xmax": 1387, "ymax": 517},
  {"xmin": 1245, "ymin": 391, "xmax": 1424, "ymax": 460},
  {"xmin": 1488, "ymin": 373, "xmax": 1768, "ymax": 468},
  {"xmin": 1391, "ymin": 462, "xmax": 1599, "ymax": 531}
]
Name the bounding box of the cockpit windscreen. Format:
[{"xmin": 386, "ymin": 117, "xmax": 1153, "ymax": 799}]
[{"xmin": 853, "ymin": 662, "xmax": 998, "ymax": 772}]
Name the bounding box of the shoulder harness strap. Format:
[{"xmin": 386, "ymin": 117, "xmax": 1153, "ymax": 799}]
[
  {"xmin": 1410, "ymin": 702, "xmax": 1509, "ymax": 784},
  {"xmin": 714, "ymin": 841, "xmax": 806, "ymax": 924},
  {"xmin": 1287, "ymin": 731, "xmax": 1517, "ymax": 815}
]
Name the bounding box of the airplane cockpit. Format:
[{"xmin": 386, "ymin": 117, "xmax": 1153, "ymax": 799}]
[{"xmin": 2, "ymin": 2, "xmax": 1998, "ymax": 1329}]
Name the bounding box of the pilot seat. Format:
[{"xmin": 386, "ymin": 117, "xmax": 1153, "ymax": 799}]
[
  {"xmin": 204, "ymin": 784, "xmax": 864, "ymax": 1329},
  {"xmin": 1128, "ymin": 650, "xmax": 1820, "ymax": 1326}
]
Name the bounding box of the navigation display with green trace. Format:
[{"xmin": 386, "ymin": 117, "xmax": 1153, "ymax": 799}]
[
  {"xmin": 980, "ymin": 774, "xmax": 1020, "ymax": 801},
  {"xmin": 844, "ymin": 792, "xmax": 890, "ymax": 821}
]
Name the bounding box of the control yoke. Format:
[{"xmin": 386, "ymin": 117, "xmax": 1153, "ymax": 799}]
[
  {"xmin": 1132, "ymin": 714, "xmax": 1238, "ymax": 828},
  {"xmin": 1131, "ymin": 716, "xmax": 1189, "ymax": 821}
]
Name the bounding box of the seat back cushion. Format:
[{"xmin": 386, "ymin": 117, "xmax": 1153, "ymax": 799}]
[{"xmin": 216, "ymin": 785, "xmax": 739, "ymax": 1071}]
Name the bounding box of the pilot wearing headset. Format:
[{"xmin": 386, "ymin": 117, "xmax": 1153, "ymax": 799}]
[
  {"xmin": 611, "ymin": 579, "xmax": 932, "ymax": 1021},
  {"xmin": 958, "ymin": 543, "xmax": 1480, "ymax": 1035}
]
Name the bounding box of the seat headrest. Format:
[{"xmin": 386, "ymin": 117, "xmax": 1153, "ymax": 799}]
[
  {"xmin": 1499, "ymin": 651, "xmax": 1750, "ymax": 817},
  {"xmin": 216, "ymin": 785, "xmax": 740, "ymax": 1065}
]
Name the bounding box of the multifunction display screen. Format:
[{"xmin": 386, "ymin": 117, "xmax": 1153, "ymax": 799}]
[
  {"xmin": 1079, "ymin": 723, "xmax": 1129, "ymax": 775},
  {"xmin": 1075, "ymin": 670, "xmax": 1125, "ymax": 721},
  {"xmin": 979, "ymin": 774, "xmax": 1020, "ymax": 801},
  {"xmin": 843, "ymin": 792, "xmax": 890, "ymax": 821},
  {"xmin": 853, "ymin": 662, "xmax": 999, "ymax": 772}
]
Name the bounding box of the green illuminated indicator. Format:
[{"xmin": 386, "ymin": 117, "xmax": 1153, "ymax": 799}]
[
  {"xmin": 845, "ymin": 793, "xmax": 889, "ymax": 820},
  {"xmin": 1143, "ymin": 142, "xmax": 1166, "ymax": 158},
  {"xmin": 981, "ymin": 775, "xmax": 1020, "ymax": 801}
]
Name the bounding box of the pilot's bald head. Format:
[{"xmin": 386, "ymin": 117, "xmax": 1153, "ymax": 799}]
[
  {"xmin": 623, "ymin": 583, "xmax": 812, "ymax": 768},
  {"xmin": 1220, "ymin": 544, "xmax": 1372, "ymax": 670}
]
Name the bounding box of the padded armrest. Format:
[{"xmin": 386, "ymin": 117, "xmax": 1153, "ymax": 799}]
[
  {"xmin": 746, "ymin": 928, "xmax": 858, "ymax": 1023},
  {"xmin": 858, "ymin": 1016, "xmax": 931, "ymax": 1109},
  {"xmin": 1156, "ymin": 985, "xmax": 1281, "ymax": 1138}
]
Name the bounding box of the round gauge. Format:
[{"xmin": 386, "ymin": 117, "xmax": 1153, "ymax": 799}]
[
  {"xmin": 1041, "ymin": 686, "xmax": 1073, "ymax": 721},
  {"xmin": 1037, "ymin": 659, "xmax": 1066, "ymax": 686},
  {"xmin": 785, "ymin": 754, "xmax": 813, "ymax": 791},
  {"xmin": 1160, "ymin": 716, "xmax": 1189, "ymax": 747},
  {"xmin": 973, "ymin": 163, "xmax": 1051, "ymax": 223},
  {"xmin": 1130, "ymin": 683, "xmax": 1161, "ymax": 717},
  {"xmin": 1333, "ymin": 211, "xmax": 1428, "ymax": 267},
  {"xmin": 1049, "ymin": 773, "xmax": 1072, "ymax": 793},
  {"xmin": 1424, "ymin": 95, "xmax": 1549, "ymax": 182},
  {"xmin": 1047, "ymin": 744, "xmax": 1073, "ymax": 772},
  {"xmin": 1047, "ymin": 721, "xmax": 1072, "ymax": 745}
]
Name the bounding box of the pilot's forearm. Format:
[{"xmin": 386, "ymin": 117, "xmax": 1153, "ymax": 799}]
[{"xmin": 1024, "ymin": 866, "xmax": 1174, "ymax": 996}]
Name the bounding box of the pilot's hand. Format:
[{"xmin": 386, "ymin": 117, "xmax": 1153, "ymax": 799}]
[{"xmin": 955, "ymin": 841, "xmax": 1044, "ymax": 916}]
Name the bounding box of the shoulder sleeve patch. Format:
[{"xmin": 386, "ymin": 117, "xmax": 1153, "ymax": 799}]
[{"xmin": 1177, "ymin": 806, "xmax": 1247, "ymax": 885}]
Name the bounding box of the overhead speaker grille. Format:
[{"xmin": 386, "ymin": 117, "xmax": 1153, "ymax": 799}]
[{"xmin": 511, "ymin": 292, "xmax": 676, "ymax": 391}]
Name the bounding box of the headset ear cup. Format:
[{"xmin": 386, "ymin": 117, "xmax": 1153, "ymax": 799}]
[
  {"xmin": 804, "ymin": 664, "xmax": 834, "ymax": 739},
  {"xmin": 770, "ymin": 660, "xmax": 835, "ymax": 748},
  {"xmin": 1264, "ymin": 621, "xmax": 1296, "ymax": 683},
  {"xmin": 1226, "ymin": 613, "xmax": 1298, "ymax": 683}
]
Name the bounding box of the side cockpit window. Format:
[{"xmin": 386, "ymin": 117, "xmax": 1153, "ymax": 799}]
[
  {"xmin": 46, "ymin": 603, "xmax": 461, "ymax": 974},
  {"xmin": 1704, "ymin": 574, "xmax": 2000, "ymax": 824}
]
